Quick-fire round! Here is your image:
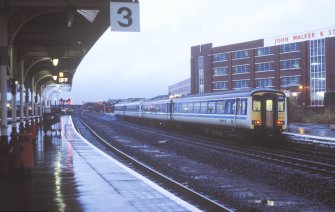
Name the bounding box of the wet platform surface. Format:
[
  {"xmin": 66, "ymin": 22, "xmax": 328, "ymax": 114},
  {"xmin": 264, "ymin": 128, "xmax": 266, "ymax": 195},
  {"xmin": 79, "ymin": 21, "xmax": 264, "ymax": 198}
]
[
  {"xmin": 286, "ymin": 122, "xmax": 335, "ymax": 142},
  {"xmin": 0, "ymin": 116, "xmax": 199, "ymax": 211}
]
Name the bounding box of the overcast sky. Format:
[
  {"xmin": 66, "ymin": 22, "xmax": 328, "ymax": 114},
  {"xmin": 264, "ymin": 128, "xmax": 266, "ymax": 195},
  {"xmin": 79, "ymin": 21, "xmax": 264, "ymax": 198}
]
[{"xmin": 58, "ymin": 0, "xmax": 335, "ymax": 104}]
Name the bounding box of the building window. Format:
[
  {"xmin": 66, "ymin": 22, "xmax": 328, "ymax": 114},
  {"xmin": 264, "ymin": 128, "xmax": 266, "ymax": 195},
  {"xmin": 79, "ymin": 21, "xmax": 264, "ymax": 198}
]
[
  {"xmin": 198, "ymin": 56, "xmax": 204, "ymax": 94},
  {"xmin": 280, "ymin": 76, "xmax": 300, "ymax": 88},
  {"xmin": 256, "ymin": 78, "xmax": 274, "ymax": 87},
  {"xmin": 280, "ymin": 43, "xmax": 299, "ymax": 53},
  {"xmin": 255, "ymin": 62, "xmax": 274, "ymax": 72},
  {"xmin": 212, "ymin": 81, "xmax": 228, "ymax": 91},
  {"xmin": 310, "ymin": 39, "xmax": 326, "ymax": 106},
  {"xmin": 212, "ymin": 67, "xmax": 228, "ymax": 76},
  {"xmin": 212, "ymin": 53, "xmax": 227, "ymax": 62},
  {"xmin": 280, "ymin": 59, "xmax": 300, "ymax": 70},
  {"xmin": 233, "ymin": 80, "xmax": 249, "ymax": 89},
  {"xmin": 256, "ymin": 47, "xmax": 273, "ymax": 56},
  {"xmin": 233, "ymin": 64, "xmax": 249, "ymax": 74},
  {"xmin": 233, "ymin": 50, "xmax": 249, "ymax": 59}
]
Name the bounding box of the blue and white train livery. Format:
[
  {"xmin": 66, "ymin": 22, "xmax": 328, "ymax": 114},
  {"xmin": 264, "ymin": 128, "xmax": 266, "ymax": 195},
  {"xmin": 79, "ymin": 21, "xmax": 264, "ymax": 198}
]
[{"xmin": 114, "ymin": 88, "xmax": 287, "ymax": 134}]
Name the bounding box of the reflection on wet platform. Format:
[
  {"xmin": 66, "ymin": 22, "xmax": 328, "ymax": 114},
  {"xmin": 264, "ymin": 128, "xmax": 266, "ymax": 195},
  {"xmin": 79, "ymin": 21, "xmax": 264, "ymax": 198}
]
[
  {"xmin": 0, "ymin": 116, "xmax": 198, "ymax": 211},
  {"xmin": 0, "ymin": 130, "xmax": 81, "ymax": 211}
]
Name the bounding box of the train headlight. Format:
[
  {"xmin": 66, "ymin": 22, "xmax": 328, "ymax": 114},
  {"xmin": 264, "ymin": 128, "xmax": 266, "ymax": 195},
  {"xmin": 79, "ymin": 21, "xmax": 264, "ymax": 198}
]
[
  {"xmin": 276, "ymin": 121, "xmax": 285, "ymax": 126},
  {"xmin": 252, "ymin": 120, "xmax": 262, "ymax": 126}
]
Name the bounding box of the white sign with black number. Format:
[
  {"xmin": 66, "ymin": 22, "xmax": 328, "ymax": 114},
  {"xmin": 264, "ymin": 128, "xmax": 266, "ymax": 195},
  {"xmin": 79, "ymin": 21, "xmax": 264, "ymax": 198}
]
[{"xmin": 110, "ymin": 2, "xmax": 140, "ymax": 32}]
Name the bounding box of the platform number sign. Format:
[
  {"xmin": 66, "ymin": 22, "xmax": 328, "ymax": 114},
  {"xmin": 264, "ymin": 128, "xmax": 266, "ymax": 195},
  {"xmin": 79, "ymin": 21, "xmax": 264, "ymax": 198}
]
[{"xmin": 110, "ymin": 2, "xmax": 140, "ymax": 32}]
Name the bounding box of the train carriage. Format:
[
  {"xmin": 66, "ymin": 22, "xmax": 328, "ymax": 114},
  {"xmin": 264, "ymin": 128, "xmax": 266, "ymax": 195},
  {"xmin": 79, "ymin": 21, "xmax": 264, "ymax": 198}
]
[
  {"xmin": 171, "ymin": 88, "xmax": 287, "ymax": 133},
  {"xmin": 114, "ymin": 103, "xmax": 125, "ymax": 118},
  {"xmin": 141, "ymin": 99, "xmax": 171, "ymax": 122},
  {"xmin": 114, "ymin": 101, "xmax": 142, "ymax": 119}
]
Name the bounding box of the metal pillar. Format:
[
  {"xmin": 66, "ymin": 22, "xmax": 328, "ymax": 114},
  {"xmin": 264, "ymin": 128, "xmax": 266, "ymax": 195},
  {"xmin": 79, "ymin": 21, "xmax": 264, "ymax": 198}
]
[
  {"xmin": 0, "ymin": 8, "xmax": 9, "ymax": 142},
  {"xmin": 35, "ymin": 95, "xmax": 38, "ymax": 116},
  {"xmin": 34, "ymin": 94, "xmax": 38, "ymax": 124},
  {"xmin": 31, "ymin": 77, "xmax": 34, "ymax": 118},
  {"xmin": 0, "ymin": 49, "xmax": 8, "ymax": 139},
  {"xmin": 9, "ymin": 47, "xmax": 18, "ymax": 141},
  {"xmin": 10, "ymin": 80, "xmax": 17, "ymax": 141},
  {"xmin": 19, "ymin": 60, "xmax": 24, "ymax": 131},
  {"xmin": 0, "ymin": 5, "xmax": 9, "ymax": 175},
  {"xmin": 25, "ymin": 89, "xmax": 29, "ymax": 129},
  {"xmin": 40, "ymin": 88, "xmax": 43, "ymax": 116}
]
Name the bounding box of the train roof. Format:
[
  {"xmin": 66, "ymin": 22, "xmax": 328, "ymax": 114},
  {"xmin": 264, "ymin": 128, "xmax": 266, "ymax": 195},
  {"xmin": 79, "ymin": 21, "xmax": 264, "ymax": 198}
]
[
  {"xmin": 173, "ymin": 88, "xmax": 285, "ymax": 102},
  {"xmin": 142, "ymin": 98, "xmax": 171, "ymax": 104},
  {"xmin": 114, "ymin": 100, "xmax": 143, "ymax": 106},
  {"xmin": 115, "ymin": 88, "xmax": 285, "ymax": 106}
]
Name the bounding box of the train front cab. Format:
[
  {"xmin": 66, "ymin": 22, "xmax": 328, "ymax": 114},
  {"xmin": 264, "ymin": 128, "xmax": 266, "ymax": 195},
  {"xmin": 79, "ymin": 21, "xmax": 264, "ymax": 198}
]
[{"xmin": 251, "ymin": 92, "xmax": 287, "ymax": 134}]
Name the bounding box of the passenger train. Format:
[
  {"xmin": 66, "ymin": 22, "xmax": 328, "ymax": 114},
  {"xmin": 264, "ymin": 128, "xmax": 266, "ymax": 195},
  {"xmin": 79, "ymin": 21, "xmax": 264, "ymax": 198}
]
[{"xmin": 114, "ymin": 88, "xmax": 287, "ymax": 135}]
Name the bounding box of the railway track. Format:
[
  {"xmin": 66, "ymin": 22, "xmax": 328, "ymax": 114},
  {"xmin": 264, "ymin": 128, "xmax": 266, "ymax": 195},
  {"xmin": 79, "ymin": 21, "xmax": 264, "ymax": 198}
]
[
  {"xmin": 73, "ymin": 115, "xmax": 232, "ymax": 212},
  {"xmin": 90, "ymin": 114, "xmax": 335, "ymax": 177},
  {"xmin": 74, "ymin": 113, "xmax": 335, "ymax": 210}
]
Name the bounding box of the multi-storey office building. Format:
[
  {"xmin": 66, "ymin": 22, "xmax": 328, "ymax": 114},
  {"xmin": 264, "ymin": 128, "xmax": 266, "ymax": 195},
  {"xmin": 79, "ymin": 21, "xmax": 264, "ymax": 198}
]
[
  {"xmin": 190, "ymin": 26, "xmax": 335, "ymax": 107},
  {"xmin": 168, "ymin": 78, "xmax": 191, "ymax": 97}
]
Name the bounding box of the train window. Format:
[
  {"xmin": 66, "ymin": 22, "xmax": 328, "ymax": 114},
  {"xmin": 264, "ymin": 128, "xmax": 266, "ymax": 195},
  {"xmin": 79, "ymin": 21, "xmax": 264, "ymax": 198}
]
[
  {"xmin": 182, "ymin": 103, "xmax": 188, "ymax": 113},
  {"xmin": 225, "ymin": 100, "xmax": 230, "ymax": 114},
  {"xmin": 177, "ymin": 103, "xmax": 183, "ymax": 113},
  {"xmin": 225, "ymin": 99, "xmax": 235, "ymax": 114},
  {"xmin": 187, "ymin": 103, "xmax": 194, "ymax": 113},
  {"xmin": 252, "ymin": 100, "xmax": 261, "ymax": 111},
  {"xmin": 266, "ymin": 100, "xmax": 273, "ymax": 112},
  {"xmin": 231, "ymin": 101, "xmax": 236, "ymax": 114},
  {"xmin": 193, "ymin": 102, "xmax": 201, "ymax": 113},
  {"xmin": 207, "ymin": 102, "xmax": 216, "ymax": 113},
  {"xmin": 174, "ymin": 103, "xmax": 181, "ymax": 113},
  {"xmin": 158, "ymin": 104, "xmax": 166, "ymax": 112},
  {"xmin": 216, "ymin": 101, "xmax": 225, "ymax": 114},
  {"xmin": 278, "ymin": 99, "xmax": 285, "ymax": 112},
  {"xmin": 236, "ymin": 100, "xmax": 241, "ymax": 115},
  {"xmin": 200, "ymin": 102, "xmax": 207, "ymax": 113},
  {"xmin": 150, "ymin": 105, "xmax": 156, "ymax": 112},
  {"xmin": 241, "ymin": 98, "xmax": 247, "ymax": 115}
]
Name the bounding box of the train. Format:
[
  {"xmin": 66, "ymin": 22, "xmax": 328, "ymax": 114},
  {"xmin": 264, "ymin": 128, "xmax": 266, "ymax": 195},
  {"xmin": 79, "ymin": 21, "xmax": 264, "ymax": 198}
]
[{"xmin": 114, "ymin": 88, "xmax": 287, "ymax": 135}]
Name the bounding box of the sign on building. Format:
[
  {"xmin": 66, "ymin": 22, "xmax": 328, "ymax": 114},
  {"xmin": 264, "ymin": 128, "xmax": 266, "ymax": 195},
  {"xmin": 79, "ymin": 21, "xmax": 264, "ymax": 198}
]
[
  {"xmin": 264, "ymin": 26, "xmax": 335, "ymax": 47},
  {"xmin": 110, "ymin": 1, "xmax": 140, "ymax": 32}
]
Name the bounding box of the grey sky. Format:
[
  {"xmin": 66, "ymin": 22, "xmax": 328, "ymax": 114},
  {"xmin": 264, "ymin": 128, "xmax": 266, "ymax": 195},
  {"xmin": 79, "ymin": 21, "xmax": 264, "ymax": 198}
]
[{"xmin": 59, "ymin": 0, "xmax": 335, "ymax": 104}]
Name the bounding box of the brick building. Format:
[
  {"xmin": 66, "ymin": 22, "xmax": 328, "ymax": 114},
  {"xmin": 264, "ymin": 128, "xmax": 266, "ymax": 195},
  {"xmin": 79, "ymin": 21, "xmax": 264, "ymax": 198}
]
[{"xmin": 190, "ymin": 26, "xmax": 335, "ymax": 107}]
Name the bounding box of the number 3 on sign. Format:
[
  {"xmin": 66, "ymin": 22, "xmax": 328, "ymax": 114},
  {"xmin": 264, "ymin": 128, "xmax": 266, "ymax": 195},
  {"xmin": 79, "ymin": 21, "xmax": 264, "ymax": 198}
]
[{"xmin": 110, "ymin": 2, "xmax": 140, "ymax": 32}]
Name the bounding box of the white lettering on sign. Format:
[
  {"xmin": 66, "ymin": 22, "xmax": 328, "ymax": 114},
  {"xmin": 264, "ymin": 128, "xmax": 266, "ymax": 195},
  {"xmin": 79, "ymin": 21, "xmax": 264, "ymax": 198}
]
[
  {"xmin": 59, "ymin": 78, "xmax": 69, "ymax": 83},
  {"xmin": 264, "ymin": 26, "xmax": 335, "ymax": 46},
  {"xmin": 110, "ymin": 2, "xmax": 140, "ymax": 32}
]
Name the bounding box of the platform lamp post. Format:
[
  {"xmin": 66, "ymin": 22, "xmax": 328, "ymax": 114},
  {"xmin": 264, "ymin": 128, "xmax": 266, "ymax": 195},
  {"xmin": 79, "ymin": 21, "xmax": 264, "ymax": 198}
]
[
  {"xmin": 298, "ymin": 84, "xmax": 305, "ymax": 107},
  {"xmin": 29, "ymin": 76, "xmax": 35, "ymax": 127}
]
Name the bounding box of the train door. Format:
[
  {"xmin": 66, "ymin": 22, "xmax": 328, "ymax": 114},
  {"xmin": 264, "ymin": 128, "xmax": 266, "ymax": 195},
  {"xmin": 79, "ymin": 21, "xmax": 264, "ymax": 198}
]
[
  {"xmin": 167, "ymin": 102, "xmax": 172, "ymax": 121},
  {"xmin": 262, "ymin": 94, "xmax": 277, "ymax": 129}
]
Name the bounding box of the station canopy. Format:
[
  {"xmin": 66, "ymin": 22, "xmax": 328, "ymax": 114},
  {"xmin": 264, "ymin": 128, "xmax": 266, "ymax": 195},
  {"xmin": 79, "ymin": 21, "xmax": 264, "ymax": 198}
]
[{"xmin": 7, "ymin": 0, "xmax": 111, "ymax": 92}]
